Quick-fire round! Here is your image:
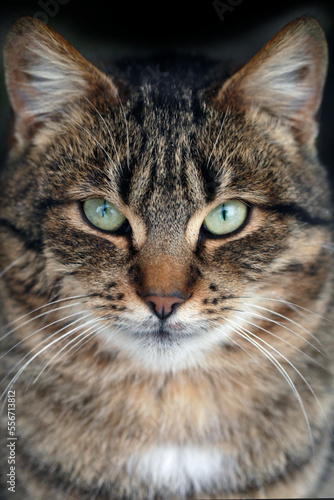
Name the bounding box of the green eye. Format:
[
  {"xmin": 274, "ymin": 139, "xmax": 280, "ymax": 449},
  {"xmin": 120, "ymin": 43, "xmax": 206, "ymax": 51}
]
[
  {"xmin": 83, "ymin": 199, "xmax": 127, "ymax": 232},
  {"xmin": 203, "ymin": 200, "xmax": 248, "ymax": 236}
]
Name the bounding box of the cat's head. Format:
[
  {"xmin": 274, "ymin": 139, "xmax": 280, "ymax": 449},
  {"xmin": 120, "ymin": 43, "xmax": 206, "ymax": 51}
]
[{"xmin": 1, "ymin": 17, "xmax": 331, "ymax": 372}]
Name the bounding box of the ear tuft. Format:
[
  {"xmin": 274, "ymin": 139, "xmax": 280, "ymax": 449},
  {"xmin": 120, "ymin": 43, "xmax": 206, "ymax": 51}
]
[{"xmin": 218, "ymin": 17, "xmax": 328, "ymax": 146}]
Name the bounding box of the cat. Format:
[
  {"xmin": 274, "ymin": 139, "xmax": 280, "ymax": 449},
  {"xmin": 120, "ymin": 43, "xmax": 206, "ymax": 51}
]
[{"xmin": 0, "ymin": 14, "xmax": 333, "ymax": 499}]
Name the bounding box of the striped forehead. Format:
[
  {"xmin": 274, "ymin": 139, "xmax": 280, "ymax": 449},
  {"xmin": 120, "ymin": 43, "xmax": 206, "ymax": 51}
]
[{"xmin": 119, "ymin": 83, "xmax": 208, "ymax": 223}]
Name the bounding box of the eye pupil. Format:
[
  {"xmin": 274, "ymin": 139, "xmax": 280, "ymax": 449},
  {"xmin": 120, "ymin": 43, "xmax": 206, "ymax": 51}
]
[
  {"xmin": 100, "ymin": 200, "xmax": 107, "ymax": 218},
  {"xmin": 221, "ymin": 204, "xmax": 227, "ymax": 221}
]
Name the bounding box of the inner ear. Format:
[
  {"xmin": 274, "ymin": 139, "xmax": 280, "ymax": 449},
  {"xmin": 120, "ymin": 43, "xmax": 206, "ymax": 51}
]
[
  {"xmin": 216, "ymin": 17, "xmax": 328, "ymax": 147},
  {"xmin": 4, "ymin": 17, "xmax": 117, "ymax": 146}
]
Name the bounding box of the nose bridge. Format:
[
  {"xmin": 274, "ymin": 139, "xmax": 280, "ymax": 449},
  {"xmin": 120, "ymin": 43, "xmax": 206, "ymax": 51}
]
[{"xmin": 142, "ymin": 251, "xmax": 187, "ymax": 296}]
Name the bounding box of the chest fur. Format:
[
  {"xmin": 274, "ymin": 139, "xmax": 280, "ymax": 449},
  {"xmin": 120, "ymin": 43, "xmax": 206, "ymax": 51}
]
[{"xmin": 126, "ymin": 445, "xmax": 236, "ymax": 494}]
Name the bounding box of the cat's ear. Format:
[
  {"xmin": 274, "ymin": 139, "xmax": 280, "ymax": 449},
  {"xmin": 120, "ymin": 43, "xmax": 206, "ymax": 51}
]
[
  {"xmin": 4, "ymin": 17, "xmax": 117, "ymax": 144},
  {"xmin": 218, "ymin": 17, "xmax": 328, "ymax": 147}
]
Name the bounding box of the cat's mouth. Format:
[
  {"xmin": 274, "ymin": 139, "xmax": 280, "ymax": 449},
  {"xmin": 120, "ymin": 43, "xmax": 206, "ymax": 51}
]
[
  {"xmin": 110, "ymin": 314, "xmax": 206, "ymax": 342},
  {"xmin": 100, "ymin": 311, "xmax": 232, "ymax": 371},
  {"xmin": 134, "ymin": 322, "xmax": 200, "ymax": 341}
]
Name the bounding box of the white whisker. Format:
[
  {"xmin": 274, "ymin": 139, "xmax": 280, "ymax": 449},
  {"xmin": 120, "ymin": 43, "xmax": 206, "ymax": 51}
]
[
  {"xmin": 243, "ymin": 302, "xmax": 324, "ymax": 350},
  {"xmin": 216, "ymin": 143, "xmax": 241, "ymax": 177},
  {"xmin": 0, "ymin": 253, "xmax": 30, "ymax": 278},
  {"xmin": 225, "ymin": 317, "xmax": 315, "ymax": 449},
  {"xmin": 234, "ymin": 314, "xmax": 325, "ymax": 369},
  {"xmin": 240, "ymin": 309, "xmax": 324, "ymax": 355},
  {"xmin": 0, "ymin": 301, "xmax": 87, "ymax": 344},
  {"xmin": 0, "ymin": 311, "xmax": 100, "ymax": 405},
  {"xmin": 249, "ymin": 296, "xmax": 334, "ymax": 325},
  {"xmin": 43, "ymin": 319, "xmax": 114, "ymax": 378},
  {"xmin": 0, "ymin": 312, "xmax": 97, "ymax": 393},
  {"xmin": 208, "ymin": 319, "xmax": 269, "ymax": 370},
  {"xmin": 0, "ymin": 294, "xmax": 90, "ymax": 336},
  {"xmin": 31, "ymin": 316, "xmax": 109, "ymax": 384}
]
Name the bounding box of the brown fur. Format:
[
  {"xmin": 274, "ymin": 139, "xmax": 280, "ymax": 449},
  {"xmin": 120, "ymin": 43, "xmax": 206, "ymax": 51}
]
[{"xmin": 0, "ymin": 16, "xmax": 333, "ymax": 499}]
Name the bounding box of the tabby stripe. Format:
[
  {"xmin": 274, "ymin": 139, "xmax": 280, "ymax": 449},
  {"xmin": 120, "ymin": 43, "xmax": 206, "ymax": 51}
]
[
  {"xmin": 196, "ymin": 156, "xmax": 220, "ymax": 202},
  {"xmin": 117, "ymin": 134, "xmax": 148, "ymax": 205},
  {"xmin": 0, "ymin": 219, "xmax": 43, "ymax": 250},
  {"xmin": 37, "ymin": 198, "xmax": 65, "ymax": 211},
  {"xmin": 267, "ymin": 203, "xmax": 332, "ymax": 226}
]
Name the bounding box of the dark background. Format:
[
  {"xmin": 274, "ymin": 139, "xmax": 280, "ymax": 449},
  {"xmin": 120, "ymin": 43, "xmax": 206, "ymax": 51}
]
[{"xmin": 0, "ymin": 0, "xmax": 333, "ymax": 173}]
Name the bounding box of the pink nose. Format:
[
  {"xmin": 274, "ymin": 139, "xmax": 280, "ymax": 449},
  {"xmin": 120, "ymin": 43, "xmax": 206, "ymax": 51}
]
[{"xmin": 144, "ymin": 294, "xmax": 186, "ymax": 320}]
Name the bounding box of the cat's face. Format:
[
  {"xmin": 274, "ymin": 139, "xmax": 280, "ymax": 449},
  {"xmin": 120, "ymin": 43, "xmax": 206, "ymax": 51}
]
[{"xmin": 1, "ymin": 17, "xmax": 332, "ymax": 372}]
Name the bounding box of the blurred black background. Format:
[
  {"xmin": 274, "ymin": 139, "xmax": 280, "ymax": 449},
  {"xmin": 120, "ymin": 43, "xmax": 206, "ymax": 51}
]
[{"xmin": 0, "ymin": 0, "xmax": 333, "ymax": 176}]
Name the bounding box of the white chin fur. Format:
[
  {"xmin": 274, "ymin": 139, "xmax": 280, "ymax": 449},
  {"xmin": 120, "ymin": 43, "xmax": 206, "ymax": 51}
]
[{"xmin": 100, "ymin": 322, "xmax": 234, "ymax": 373}]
